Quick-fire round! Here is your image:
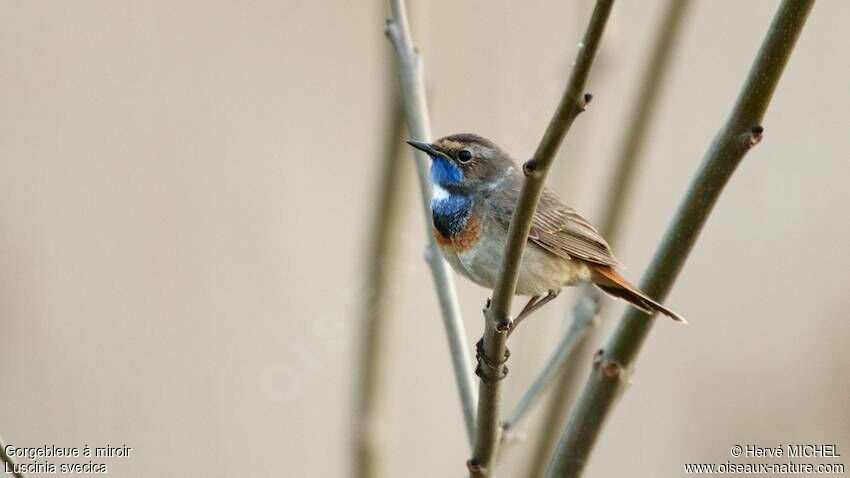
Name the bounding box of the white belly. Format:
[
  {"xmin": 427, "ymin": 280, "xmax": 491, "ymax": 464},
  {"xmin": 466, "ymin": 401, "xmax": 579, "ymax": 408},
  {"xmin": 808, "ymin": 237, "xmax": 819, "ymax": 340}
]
[{"xmin": 438, "ymin": 222, "xmax": 591, "ymax": 296}]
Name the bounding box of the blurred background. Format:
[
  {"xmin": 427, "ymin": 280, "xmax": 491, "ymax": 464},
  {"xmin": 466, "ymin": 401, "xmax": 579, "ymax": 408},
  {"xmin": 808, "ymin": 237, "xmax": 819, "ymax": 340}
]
[{"xmin": 1, "ymin": 1, "xmax": 848, "ymax": 477}]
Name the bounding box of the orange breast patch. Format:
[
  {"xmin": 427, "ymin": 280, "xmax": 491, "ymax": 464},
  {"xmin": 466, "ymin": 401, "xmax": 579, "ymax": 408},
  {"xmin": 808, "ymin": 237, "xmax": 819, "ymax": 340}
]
[{"xmin": 433, "ymin": 217, "xmax": 481, "ymax": 253}]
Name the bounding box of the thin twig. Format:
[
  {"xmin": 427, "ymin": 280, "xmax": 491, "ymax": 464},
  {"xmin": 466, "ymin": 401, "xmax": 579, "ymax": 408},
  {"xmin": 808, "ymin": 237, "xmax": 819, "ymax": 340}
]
[
  {"xmin": 545, "ymin": 1, "xmax": 815, "ymax": 476},
  {"xmin": 352, "ymin": 92, "xmax": 407, "ymax": 477},
  {"xmin": 385, "ymin": 0, "xmax": 478, "ymax": 446},
  {"xmin": 502, "ymin": 289, "xmax": 600, "ymax": 433},
  {"xmin": 1, "ymin": 434, "xmax": 28, "ymax": 478},
  {"xmin": 521, "ymin": 2, "xmax": 692, "ymax": 474},
  {"xmin": 467, "ymin": 2, "xmax": 615, "ymax": 477}
]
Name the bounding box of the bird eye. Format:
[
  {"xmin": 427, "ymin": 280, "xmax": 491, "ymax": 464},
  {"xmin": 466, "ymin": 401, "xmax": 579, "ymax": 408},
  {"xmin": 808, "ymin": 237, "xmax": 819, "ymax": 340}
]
[{"xmin": 457, "ymin": 149, "xmax": 473, "ymax": 163}]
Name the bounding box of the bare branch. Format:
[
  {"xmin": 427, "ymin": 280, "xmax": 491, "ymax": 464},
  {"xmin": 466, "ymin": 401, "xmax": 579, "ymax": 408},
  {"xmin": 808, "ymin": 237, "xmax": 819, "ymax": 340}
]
[
  {"xmin": 1, "ymin": 435, "xmax": 28, "ymax": 478},
  {"xmin": 352, "ymin": 93, "xmax": 407, "ymax": 478},
  {"xmin": 597, "ymin": 0, "xmax": 692, "ymax": 242},
  {"xmin": 545, "ymin": 1, "xmax": 815, "ymax": 476},
  {"xmin": 468, "ymin": 2, "xmax": 615, "ymax": 477},
  {"xmin": 385, "ymin": 0, "xmax": 478, "ymax": 447},
  {"xmin": 522, "ymin": 1, "xmax": 692, "ymax": 474}
]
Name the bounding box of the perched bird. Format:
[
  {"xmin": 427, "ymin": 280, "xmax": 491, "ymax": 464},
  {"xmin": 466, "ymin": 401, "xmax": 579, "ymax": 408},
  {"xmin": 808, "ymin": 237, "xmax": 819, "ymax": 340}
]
[{"xmin": 407, "ymin": 133, "xmax": 685, "ymax": 329}]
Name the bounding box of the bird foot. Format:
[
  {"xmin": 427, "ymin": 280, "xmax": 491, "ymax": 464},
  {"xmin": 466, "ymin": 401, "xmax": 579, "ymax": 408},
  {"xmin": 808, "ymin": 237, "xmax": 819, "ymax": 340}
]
[{"xmin": 474, "ymin": 338, "xmax": 509, "ymax": 384}]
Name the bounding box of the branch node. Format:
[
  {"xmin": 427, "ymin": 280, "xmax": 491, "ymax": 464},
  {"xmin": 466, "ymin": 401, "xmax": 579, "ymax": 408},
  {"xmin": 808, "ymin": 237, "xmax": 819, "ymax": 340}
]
[
  {"xmin": 522, "ymin": 159, "xmax": 538, "ymax": 177},
  {"xmin": 739, "ymin": 124, "xmax": 764, "ymax": 149},
  {"xmin": 495, "ymin": 315, "xmax": 513, "ymax": 332},
  {"xmin": 749, "ymin": 124, "xmax": 764, "ymax": 146},
  {"xmin": 583, "ymin": 92, "xmax": 594, "ymax": 108},
  {"xmin": 600, "ymin": 358, "xmax": 624, "ymax": 379},
  {"xmin": 501, "ymin": 424, "xmax": 527, "ymax": 444},
  {"xmin": 466, "ymin": 459, "xmax": 485, "ymax": 474},
  {"xmin": 592, "ymin": 348, "xmax": 604, "ymax": 365},
  {"xmin": 384, "ymin": 19, "xmax": 398, "ymax": 41}
]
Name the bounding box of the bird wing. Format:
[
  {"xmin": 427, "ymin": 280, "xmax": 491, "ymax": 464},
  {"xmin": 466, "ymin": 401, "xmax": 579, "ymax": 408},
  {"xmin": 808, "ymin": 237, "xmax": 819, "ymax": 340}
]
[{"xmin": 526, "ymin": 188, "xmax": 622, "ymax": 267}]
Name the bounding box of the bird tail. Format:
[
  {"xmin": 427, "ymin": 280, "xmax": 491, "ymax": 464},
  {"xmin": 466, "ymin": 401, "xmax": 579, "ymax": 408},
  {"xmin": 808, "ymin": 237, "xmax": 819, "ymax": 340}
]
[{"xmin": 590, "ymin": 265, "xmax": 686, "ymax": 324}]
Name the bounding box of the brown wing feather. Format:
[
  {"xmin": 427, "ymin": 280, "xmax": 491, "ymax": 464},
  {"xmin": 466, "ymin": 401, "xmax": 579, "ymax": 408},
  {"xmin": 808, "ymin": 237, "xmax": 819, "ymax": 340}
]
[
  {"xmin": 527, "ymin": 188, "xmax": 622, "ymax": 267},
  {"xmin": 591, "ymin": 265, "xmax": 686, "ymax": 322}
]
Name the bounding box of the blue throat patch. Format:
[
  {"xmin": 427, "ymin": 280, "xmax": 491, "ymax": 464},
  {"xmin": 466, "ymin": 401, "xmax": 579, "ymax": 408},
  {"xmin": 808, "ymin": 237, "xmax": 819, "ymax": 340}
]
[
  {"xmin": 430, "ymin": 157, "xmax": 471, "ymax": 238},
  {"xmin": 432, "ymin": 193, "xmax": 472, "ymax": 239},
  {"xmin": 430, "ymin": 157, "xmax": 463, "ymax": 186}
]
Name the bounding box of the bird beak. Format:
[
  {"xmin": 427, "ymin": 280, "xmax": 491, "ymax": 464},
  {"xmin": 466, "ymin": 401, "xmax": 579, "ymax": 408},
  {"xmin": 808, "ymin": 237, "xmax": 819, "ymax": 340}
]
[{"xmin": 406, "ymin": 139, "xmax": 440, "ymax": 157}]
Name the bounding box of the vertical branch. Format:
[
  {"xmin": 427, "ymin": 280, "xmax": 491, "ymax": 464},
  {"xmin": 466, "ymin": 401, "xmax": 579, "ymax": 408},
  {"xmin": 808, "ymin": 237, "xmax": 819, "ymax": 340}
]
[
  {"xmin": 596, "ymin": 0, "xmax": 691, "ymax": 242},
  {"xmin": 522, "ymin": 2, "xmax": 692, "ymax": 475},
  {"xmin": 352, "ymin": 93, "xmax": 407, "ymax": 478},
  {"xmin": 546, "ymin": 1, "xmax": 815, "ymax": 476},
  {"xmin": 385, "ymin": 0, "xmax": 478, "ymax": 446},
  {"xmin": 468, "ymin": 1, "xmax": 615, "ymax": 477}
]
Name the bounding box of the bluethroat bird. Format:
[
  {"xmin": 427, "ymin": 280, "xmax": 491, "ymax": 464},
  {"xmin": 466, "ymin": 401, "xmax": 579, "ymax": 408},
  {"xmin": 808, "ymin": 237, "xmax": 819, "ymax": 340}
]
[{"xmin": 407, "ymin": 133, "xmax": 685, "ymax": 330}]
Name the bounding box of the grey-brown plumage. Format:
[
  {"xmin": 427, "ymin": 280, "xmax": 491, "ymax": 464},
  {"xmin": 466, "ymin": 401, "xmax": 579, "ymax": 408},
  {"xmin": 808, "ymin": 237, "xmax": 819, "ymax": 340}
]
[{"xmin": 407, "ymin": 133, "xmax": 685, "ymax": 324}]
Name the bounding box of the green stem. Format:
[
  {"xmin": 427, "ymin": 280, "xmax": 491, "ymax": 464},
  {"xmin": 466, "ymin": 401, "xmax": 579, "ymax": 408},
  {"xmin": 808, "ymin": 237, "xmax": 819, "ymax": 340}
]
[
  {"xmin": 467, "ymin": 2, "xmax": 615, "ymax": 477},
  {"xmin": 523, "ymin": 292, "xmax": 601, "ymax": 478},
  {"xmin": 545, "ymin": 1, "xmax": 815, "ymax": 476},
  {"xmin": 0, "ymin": 435, "xmax": 28, "ymax": 478},
  {"xmin": 352, "ymin": 94, "xmax": 406, "ymax": 478}
]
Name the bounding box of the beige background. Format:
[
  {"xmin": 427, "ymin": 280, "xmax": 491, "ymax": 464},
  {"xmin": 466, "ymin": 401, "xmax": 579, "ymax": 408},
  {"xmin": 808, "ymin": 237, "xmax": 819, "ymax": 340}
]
[{"xmin": 1, "ymin": 1, "xmax": 848, "ymax": 477}]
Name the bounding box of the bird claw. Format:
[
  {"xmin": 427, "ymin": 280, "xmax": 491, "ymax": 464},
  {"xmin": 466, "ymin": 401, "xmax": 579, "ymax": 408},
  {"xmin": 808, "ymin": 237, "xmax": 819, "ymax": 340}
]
[{"xmin": 474, "ymin": 338, "xmax": 510, "ymax": 384}]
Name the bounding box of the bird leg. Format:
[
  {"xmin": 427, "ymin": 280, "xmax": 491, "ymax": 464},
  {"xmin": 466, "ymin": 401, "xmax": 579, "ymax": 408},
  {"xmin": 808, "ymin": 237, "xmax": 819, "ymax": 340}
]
[
  {"xmin": 508, "ymin": 289, "xmax": 561, "ymax": 336},
  {"xmin": 516, "ymin": 294, "xmax": 542, "ymax": 319}
]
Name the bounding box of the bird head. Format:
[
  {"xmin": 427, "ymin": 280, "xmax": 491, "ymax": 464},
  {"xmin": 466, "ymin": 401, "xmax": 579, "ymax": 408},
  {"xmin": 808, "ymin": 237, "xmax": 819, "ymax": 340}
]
[{"xmin": 407, "ymin": 133, "xmax": 515, "ymax": 194}]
